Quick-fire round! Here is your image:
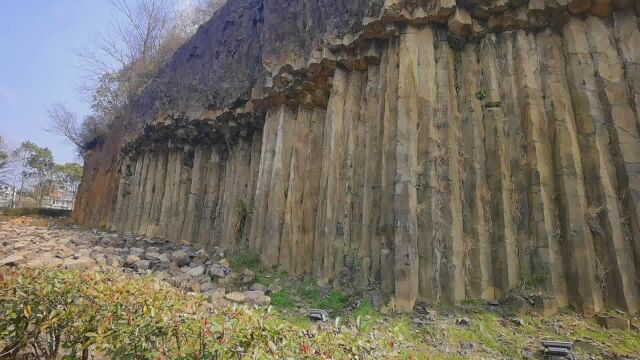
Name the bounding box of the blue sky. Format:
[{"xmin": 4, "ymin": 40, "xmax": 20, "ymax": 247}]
[{"xmin": 0, "ymin": 1, "xmax": 114, "ymax": 164}]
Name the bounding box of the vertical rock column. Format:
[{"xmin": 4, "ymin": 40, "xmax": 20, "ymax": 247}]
[
  {"xmin": 562, "ymin": 17, "xmax": 609, "ymax": 313},
  {"xmin": 198, "ymin": 148, "xmax": 223, "ymax": 247},
  {"xmin": 261, "ymin": 105, "xmax": 297, "ymax": 266},
  {"xmin": 379, "ymin": 38, "xmax": 398, "ymax": 295},
  {"xmin": 250, "ymin": 109, "xmax": 280, "ymax": 252},
  {"xmin": 586, "ymin": 16, "xmax": 640, "ymax": 312},
  {"xmin": 313, "ymin": 68, "xmax": 348, "ymax": 285},
  {"xmin": 280, "ymin": 107, "xmax": 312, "ymax": 273},
  {"xmin": 515, "ymin": 31, "xmax": 567, "ymax": 304},
  {"xmin": 457, "ymin": 41, "xmax": 494, "ymax": 299},
  {"xmin": 394, "ymin": 25, "xmax": 421, "ymax": 311},
  {"xmin": 147, "ymin": 148, "xmax": 168, "ymax": 237},
  {"xmin": 182, "ymin": 145, "xmax": 209, "ymax": 244},
  {"xmin": 479, "ymin": 34, "xmax": 519, "ymax": 296},
  {"xmin": 297, "ymin": 108, "xmax": 326, "ymax": 275},
  {"xmin": 138, "ymin": 150, "xmax": 158, "ymax": 235},
  {"xmin": 358, "ymin": 59, "xmax": 383, "ymax": 289}
]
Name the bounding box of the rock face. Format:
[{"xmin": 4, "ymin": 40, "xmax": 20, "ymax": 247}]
[{"xmin": 73, "ymin": 0, "xmax": 640, "ymax": 313}]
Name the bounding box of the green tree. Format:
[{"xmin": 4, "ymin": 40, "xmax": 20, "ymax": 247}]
[
  {"xmin": 13, "ymin": 142, "xmax": 55, "ymax": 207},
  {"xmin": 54, "ymin": 163, "xmax": 83, "ymax": 198},
  {"xmin": 0, "ymin": 136, "xmax": 11, "ymax": 181}
]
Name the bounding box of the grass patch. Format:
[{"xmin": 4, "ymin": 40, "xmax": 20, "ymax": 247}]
[
  {"xmin": 572, "ymin": 317, "xmax": 640, "ymax": 356},
  {"xmin": 313, "ymin": 290, "xmax": 347, "ymax": 314},
  {"xmin": 227, "ymin": 250, "xmax": 261, "ymax": 272}
]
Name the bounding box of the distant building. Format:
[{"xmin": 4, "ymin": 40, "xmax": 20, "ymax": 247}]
[
  {"xmin": 0, "ymin": 181, "xmax": 16, "ymax": 208},
  {"xmin": 42, "ymin": 183, "xmax": 75, "ymax": 210}
]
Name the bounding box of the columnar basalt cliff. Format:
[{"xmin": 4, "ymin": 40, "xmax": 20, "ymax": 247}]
[{"xmin": 74, "ymin": 0, "xmax": 640, "ymax": 314}]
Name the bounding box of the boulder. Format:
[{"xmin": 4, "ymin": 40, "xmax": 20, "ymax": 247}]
[
  {"xmin": 244, "ymin": 290, "xmax": 271, "ymax": 305},
  {"xmin": 134, "ymin": 259, "xmax": 151, "ymax": 271},
  {"xmin": 250, "ymin": 283, "xmax": 268, "ymax": 292},
  {"xmin": 172, "ymin": 250, "xmax": 190, "ymax": 266},
  {"xmin": 241, "ymin": 268, "xmax": 256, "ymax": 284},
  {"xmin": 63, "ymin": 257, "xmax": 96, "ymax": 270},
  {"xmin": 0, "ymin": 254, "xmax": 25, "ymax": 267},
  {"xmin": 208, "ymin": 263, "xmax": 230, "ymax": 278},
  {"xmin": 596, "ymin": 315, "xmax": 631, "ymax": 330},
  {"xmin": 225, "ymin": 291, "xmax": 248, "ymax": 303},
  {"xmin": 125, "ymin": 255, "xmax": 141, "ymax": 266},
  {"xmin": 183, "ymin": 265, "xmax": 205, "ymax": 277}
]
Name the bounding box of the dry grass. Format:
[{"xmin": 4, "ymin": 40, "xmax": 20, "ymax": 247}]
[
  {"xmin": 595, "ymin": 257, "xmax": 610, "ymax": 293},
  {"xmin": 587, "ymin": 204, "xmax": 606, "ymax": 237}
]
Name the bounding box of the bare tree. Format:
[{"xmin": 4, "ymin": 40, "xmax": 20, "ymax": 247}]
[
  {"xmin": 79, "ymin": 0, "xmax": 175, "ymax": 90},
  {"xmin": 45, "ymin": 103, "xmax": 84, "ymax": 152}
]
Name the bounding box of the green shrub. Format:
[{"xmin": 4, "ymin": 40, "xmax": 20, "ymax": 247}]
[{"xmin": 0, "ymin": 268, "xmax": 399, "ymax": 359}]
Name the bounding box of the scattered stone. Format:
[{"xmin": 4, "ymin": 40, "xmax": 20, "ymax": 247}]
[
  {"xmin": 183, "ymin": 265, "xmax": 205, "ymax": 277},
  {"xmin": 134, "ymin": 259, "xmax": 151, "ymax": 271},
  {"xmin": 533, "ymin": 295, "xmax": 558, "ymax": 316},
  {"xmin": 0, "ymin": 254, "xmax": 25, "ymax": 267},
  {"xmin": 241, "ymin": 268, "xmax": 256, "ymax": 284},
  {"xmin": 596, "ymin": 315, "xmax": 631, "ymax": 330},
  {"xmin": 172, "ymin": 250, "xmax": 190, "ymax": 266},
  {"xmin": 460, "ymin": 342, "xmax": 474, "ymax": 350},
  {"xmin": 129, "ymin": 247, "xmax": 145, "ymax": 255},
  {"xmin": 412, "ymin": 318, "xmax": 426, "ymax": 327},
  {"xmin": 125, "ymin": 255, "xmax": 141, "ymax": 266},
  {"xmin": 250, "ymin": 283, "xmax": 268, "ymax": 292},
  {"xmin": 309, "ymin": 309, "xmax": 330, "ymax": 322},
  {"xmin": 208, "ymin": 263, "xmax": 229, "ymax": 278},
  {"xmin": 503, "ymin": 295, "xmax": 532, "ymax": 315},
  {"xmin": 63, "ymin": 257, "xmax": 96, "ymax": 270},
  {"xmin": 225, "ymin": 291, "xmax": 247, "ymax": 303},
  {"xmin": 218, "ymin": 258, "xmax": 230, "ymax": 268},
  {"xmin": 243, "ymin": 290, "xmax": 271, "ymax": 305}
]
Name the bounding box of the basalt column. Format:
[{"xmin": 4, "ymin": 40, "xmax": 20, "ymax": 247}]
[{"xmin": 78, "ymin": 1, "xmax": 640, "ymax": 314}]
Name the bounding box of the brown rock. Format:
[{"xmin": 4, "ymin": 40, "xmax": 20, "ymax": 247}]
[
  {"xmin": 568, "ymin": 0, "xmax": 593, "ymax": 13},
  {"xmin": 448, "ymin": 8, "xmax": 472, "ymax": 36}
]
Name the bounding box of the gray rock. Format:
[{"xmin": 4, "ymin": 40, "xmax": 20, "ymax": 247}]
[
  {"xmin": 144, "ymin": 252, "xmax": 163, "ymax": 261},
  {"xmin": 208, "ymin": 263, "xmax": 230, "ymax": 278},
  {"xmin": 63, "ymin": 257, "xmax": 96, "ymax": 270},
  {"xmin": 183, "ymin": 265, "xmax": 205, "ymax": 277},
  {"xmin": 134, "ymin": 259, "xmax": 151, "ymax": 271},
  {"xmin": 241, "ymin": 268, "xmax": 256, "ymax": 284},
  {"xmin": 172, "ymin": 250, "xmax": 190, "ymax": 266},
  {"xmin": 129, "ymin": 247, "xmax": 145, "ymax": 255},
  {"xmin": 250, "ymin": 283, "xmax": 268, "ymax": 292},
  {"xmin": 243, "ymin": 290, "xmax": 271, "ymax": 305},
  {"xmin": 125, "ymin": 255, "xmax": 141, "ymax": 266},
  {"xmin": 0, "ymin": 254, "xmax": 25, "ymax": 266}
]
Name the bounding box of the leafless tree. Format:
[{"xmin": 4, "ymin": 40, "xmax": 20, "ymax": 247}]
[
  {"xmin": 45, "ymin": 103, "xmax": 84, "ymax": 152},
  {"xmin": 77, "ymin": 0, "xmax": 176, "ymax": 108}
]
